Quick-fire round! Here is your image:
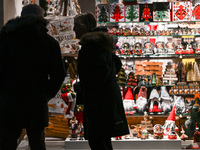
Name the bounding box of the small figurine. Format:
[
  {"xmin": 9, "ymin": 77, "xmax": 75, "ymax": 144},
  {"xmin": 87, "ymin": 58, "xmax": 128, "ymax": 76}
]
[
  {"xmin": 162, "ymin": 30, "xmax": 166, "ymax": 36},
  {"xmin": 153, "ymin": 124, "xmax": 164, "ymax": 139},
  {"xmin": 134, "ymin": 42, "xmax": 143, "ymax": 55},
  {"xmin": 146, "ymin": 75, "xmax": 151, "ymax": 86},
  {"xmin": 155, "ymin": 41, "xmax": 165, "ymax": 54},
  {"xmin": 150, "ymin": 30, "xmax": 154, "ymax": 36},
  {"xmin": 124, "ymin": 28, "xmax": 132, "ymax": 36},
  {"xmin": 195, "ymin": 41, "xmax": 200, "ymax": 54},
  {"xmin": 108, "ymin": 28, "xmax": 117, "ymax": 35},
  {"xmin": 145, "ymin": 30, "xmax": 150, "ymax": 36},
  {"xmin": 78, "ymin": 122, "xmax": 84, "ymax": 140},
  {"xmin": 157, "ymin": 30, "xmax": 162, "ymax": 36},
  {"xmin": 175, "ymin": 43, "xmax": 184, "ymax": 54},
  {"xmin": 165, "ymin": 42, "xmax": 176, "ymax": 54},
  {"xmin": 140, "ymin": 28, "xmax": 146, "ymax": 36},
  {"xmin": 180, "ymin": 126, "xmax": 188, "ymax": 140},
  {"xmin": 185, "ymin": 43, "xmax": 194, "ymax": 54},
  {"xmin": 166, "ymin": 30, "xmax": 170, "ymax": 36},
  {"xmin": 69, "ymin": 116, "xmax": 78, "ymax": 139},
  {"xmin": 132, "ymin": 27, "xmax": 139, "ymax": 36},
  {"xmin": 143, "ymin": 42, "xmax": 154, "ymax": 54},
  {"xmin": 116, "ymin": 28, "xmax": 124, "ymax": 36},
  {"xmin": 138, "ymin": 75, "xmax": 146, "ymax": 86}
]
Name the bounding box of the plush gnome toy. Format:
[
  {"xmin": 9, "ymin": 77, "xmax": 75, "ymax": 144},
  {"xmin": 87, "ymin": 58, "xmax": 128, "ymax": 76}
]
[
  {"xmin": 173, "ymin": 95, "xmax": 186, "ymax": 116},
  {"xmin": 123, "ymin": 87, "xmax": 137, "ymax": 115},
  {"xmin": 149, "ymin": 88, "xmax": 162, "ymax": 113},
  {"xmin": 160, "ymin": 86, "xmax": 173, "ymax": 114},
  {"xmin": 163, "ymin": 104, "xmax": 179, "ymax": 136},
  {"xmin": 136, "ymin": 86, "xmax": 148, "ymax": 114}
]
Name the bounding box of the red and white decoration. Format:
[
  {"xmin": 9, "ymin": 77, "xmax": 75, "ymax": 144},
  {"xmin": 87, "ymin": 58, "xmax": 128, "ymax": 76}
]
[
  {"xmin": 123, "ymin": 87, "xmax": 137, "ymax": 115},
  {"xmin": 191, "ymin": 3, "xmax": 200, "ymax": 21},
  {"xmin": 172, "ymin": 1, "xmax": 191, "ymax": 21},
  {"xmin": 110, "ymin": 3, "xmax": 125, "ymax": 22},
  {"xmin": 162, "ymin": 104, "xmax": 179, "ymax": 137}
]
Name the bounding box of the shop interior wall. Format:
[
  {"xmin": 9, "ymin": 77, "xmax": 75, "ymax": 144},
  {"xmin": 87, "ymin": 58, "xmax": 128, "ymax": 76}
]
[
  {"xmin": 78, "ymin": 0, "xmax": 95, "ymax": 15},
  {"xmin": 0, "ymin": 0, "xmax": 3, "ymax": 29}
]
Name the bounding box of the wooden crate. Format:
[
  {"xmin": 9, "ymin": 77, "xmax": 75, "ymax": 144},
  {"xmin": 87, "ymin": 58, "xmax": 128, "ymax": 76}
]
[
  {"xmin": 135, "ymin": 61, "xmax": 163, "ymax": 77},
  {"xmin": 45, "ymin": 114, "xmax": 69, "ymax": 139}
]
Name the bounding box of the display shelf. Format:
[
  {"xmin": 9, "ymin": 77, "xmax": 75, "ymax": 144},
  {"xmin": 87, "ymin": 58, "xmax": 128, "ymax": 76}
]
[
  {"xmin": 65, "ymin": 136, "xmax": 182, "ymax": 150},
  {"xmin": 117, "ymin": 54, "xmax": 200, "ymax": 59},
  {"xmin": 98, "ymin": 21, "xmax": 200, "ymax": 24},
  {"xmin": 126, "ymin": 114, "xmax": 188, "ymax": 117},
  {"xmin": 62, "ymin": 52, "xmax": 78, "ymax": 58},
  {"xmin": 113, "ymin": 35, "xmax": 200, "ymax": 38},
  {"xmin": 119, "ymin": 84, "xmax": 200, "ymax": 88}
]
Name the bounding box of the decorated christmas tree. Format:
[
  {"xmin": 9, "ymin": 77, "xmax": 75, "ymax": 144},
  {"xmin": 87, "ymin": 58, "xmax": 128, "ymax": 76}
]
[
  {"xmin": 126, "ymin": 5, "xmax": 138, "ymax": 21},
  {"xmin": 185, "ymin": 94, "xmax": 200, "ymax": 139},
  {"xmin": 98, "ymin": 7, "xmax": 108, "ymax": 22},
  {"xmin": 111, "ymin": 5, "xmax": 124, "ymax": 22},
  {"xmin": 117, "ymin": 68, "xmax": 127, "ymax": 86},
  {"xmin": 141, "ymin": 3, "xmax": 152, "ymax": 22},
  {"xmin": 154, "ymin": 11, "xmax": 168, "ymax": 21}
]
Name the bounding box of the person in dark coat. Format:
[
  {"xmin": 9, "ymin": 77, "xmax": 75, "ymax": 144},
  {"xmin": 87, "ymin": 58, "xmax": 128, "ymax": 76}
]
[
  {"xmin": 74, "ymin": 12, "xmax": 129, "ymax": 150},
  {"xmin": 0, "ymin": 4, "xmax": 65, "ymax": 150}
]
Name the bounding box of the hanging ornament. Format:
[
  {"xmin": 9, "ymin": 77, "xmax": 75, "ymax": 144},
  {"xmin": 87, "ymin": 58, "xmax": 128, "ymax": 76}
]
[
  {"xmin": 193, "ymin": 99, "xmax": 200, "ymax": 113},
  {"xmin": 185, "ymin": 116, "xmax": 192, "ymax": 129}
]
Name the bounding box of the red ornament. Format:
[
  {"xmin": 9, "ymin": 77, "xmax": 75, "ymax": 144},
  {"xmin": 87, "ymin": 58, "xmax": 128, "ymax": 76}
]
[
  {"xmin": 175, "ymin": 5, "xmax": 188, "ymax": 20},
  {"xmin": 192, "ymin": 5, "xmax": 200, "ymax": 20},
  {"xmin": 111, "ymin": 5, "xmax": 123, "ymax": 22}
]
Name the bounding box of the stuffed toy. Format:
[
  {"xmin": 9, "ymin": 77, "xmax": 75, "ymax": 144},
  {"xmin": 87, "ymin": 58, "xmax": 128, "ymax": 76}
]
[
  {"xmin": 123, "ymin": 87, "xmax": 137, "ymax": 115},
  {"xmin": 173, "ymin": 95, "xmax": 186, "ymax": 116},
  {"xmin": 160, "ymin": 86, "xmax": 173, "ymax": 114},
  {"xmin": 136, "ymin": 86, "xmax": 148, "ymax": 114},
  {"xmin": 148, "ymin": 88, "xmax": 162, "ymax": 113}
]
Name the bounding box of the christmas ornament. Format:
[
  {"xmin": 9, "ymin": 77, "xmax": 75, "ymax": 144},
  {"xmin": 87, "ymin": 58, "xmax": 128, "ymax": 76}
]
[
  {"xmin": 151, "ymin": 73, "xmax": 156, "ymax": 86},
  {"xmin": 172, "ymin": 2, "xmax": 191, "ymax": 21},
  {"xmin": 97, "ymin": 4, "xmax": 109, "ymax": 22},
  {"xmin": 193, "ymin": 99, "xmax": 200, "ymax": 113},
  {"xmin": 125, "ymin": 5, "xmax": 139, "ymax": 22},
  {"xmin": 127, "ymin": 72, "xmax": 137, "ymax": 86},
  {"xmin": 110, "ymin": 3, "xmax": 125, "ymax": 22},
  {"xmin": 139, "ymin": 3, "xmax": 153, "ymax": 22},
  {"xmin": 185, "ymin": 116, "xmax": 192, "ymax": 129}
]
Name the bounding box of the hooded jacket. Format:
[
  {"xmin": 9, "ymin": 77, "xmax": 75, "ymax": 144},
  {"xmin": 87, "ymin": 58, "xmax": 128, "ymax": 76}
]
[
  {"xmin": 0, "ymin": 15, "xmax": 65, "ymax": 128},
  {"xmin": 77, "ymin": 28, "xmax": 129, "ymax": 139}
]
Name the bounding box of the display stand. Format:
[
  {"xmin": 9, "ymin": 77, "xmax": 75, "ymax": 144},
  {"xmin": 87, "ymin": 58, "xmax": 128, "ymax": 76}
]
[{"xmin": 65, "ymin": 135, "xmax": 181, "ymax": 150}]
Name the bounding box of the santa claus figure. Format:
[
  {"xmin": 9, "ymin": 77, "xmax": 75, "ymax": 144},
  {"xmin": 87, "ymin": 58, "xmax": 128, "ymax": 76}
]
[
  {"xmin": 123, "ymin": 87, "xmax": 137, "ymax": 115},
  {"xmin": 163, "ymin": 104, "xmax": 179, "ymax": 137}
]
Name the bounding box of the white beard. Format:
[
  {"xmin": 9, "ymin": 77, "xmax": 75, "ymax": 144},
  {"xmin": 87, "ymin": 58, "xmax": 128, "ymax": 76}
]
[
  {"xmin": 136, "ymin": 97, "xmax": 147, "ymax": 112},
  {"xmin": 123, "ymin": 100, "xmax": 136, "ymax": 112},
  {"xmin": 161, "ymin": 100, "xmax": 172, "ymax": 113}
]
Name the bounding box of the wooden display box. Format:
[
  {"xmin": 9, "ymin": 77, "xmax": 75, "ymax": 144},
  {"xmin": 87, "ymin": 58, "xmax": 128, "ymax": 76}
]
[{"xmin": 135, "ymin": 61, "xmax": 163, "ymax": 77}]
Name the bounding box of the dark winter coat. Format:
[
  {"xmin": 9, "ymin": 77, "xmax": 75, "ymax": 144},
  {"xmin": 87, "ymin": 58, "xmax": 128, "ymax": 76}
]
[
  {"xmin": 77, "ymin": 28, "xmax": 129, "ymax": 139},
  {"xmin": 0, "ymin": 15, "xmax": 65, "ymax": 128}
]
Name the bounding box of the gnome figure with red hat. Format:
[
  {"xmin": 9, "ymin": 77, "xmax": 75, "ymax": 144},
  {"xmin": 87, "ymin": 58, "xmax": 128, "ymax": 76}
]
[
  {"xmin": 136, "ymin": 86, "xmax": 148, "ymax": 114},
  {"xmin": 163, "ymin": 104, "xmax": 179, "ymax": 138},
  {"xmin": 123, "ymin": 87, "xmax": 137, "ymax": 115}
]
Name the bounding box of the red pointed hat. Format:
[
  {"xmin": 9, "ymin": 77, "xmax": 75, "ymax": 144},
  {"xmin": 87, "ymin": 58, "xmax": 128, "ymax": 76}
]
[
  {"xmin": 166, "ymin": 104, "xmax": 176, "ymax": 122},
  {"xmin": 124, "ymin": 87, "xmax": 134, "ymax": 100}
]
